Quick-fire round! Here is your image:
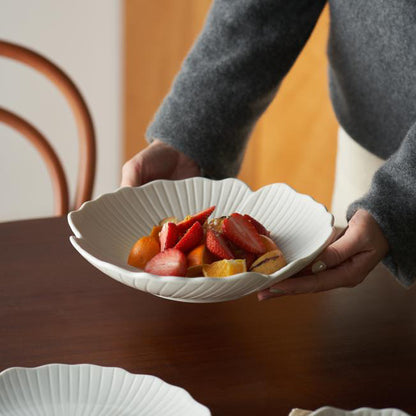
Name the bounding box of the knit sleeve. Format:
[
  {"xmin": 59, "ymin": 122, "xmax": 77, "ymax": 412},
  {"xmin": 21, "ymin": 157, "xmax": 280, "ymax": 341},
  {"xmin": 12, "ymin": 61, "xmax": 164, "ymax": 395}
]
[
  {"xmin": 146, "ymin": 0, "xmax": 326, "ymax": 179},
  {"xmin": 347, "ymin": 121, "xmax": 416, "ymax": 286}
]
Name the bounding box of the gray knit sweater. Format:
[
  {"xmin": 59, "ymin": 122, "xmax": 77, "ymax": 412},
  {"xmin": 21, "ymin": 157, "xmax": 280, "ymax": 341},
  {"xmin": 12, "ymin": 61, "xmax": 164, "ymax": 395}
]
[{"xmin": 146, "ymin": 0, "xmax": 416, "ymax": 285}]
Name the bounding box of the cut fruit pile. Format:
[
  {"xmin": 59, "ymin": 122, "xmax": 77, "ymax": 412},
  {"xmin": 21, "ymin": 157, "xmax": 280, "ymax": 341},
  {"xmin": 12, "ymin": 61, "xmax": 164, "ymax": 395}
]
[{"xmin": 128, "ymin": 206, "xmax": 286, "ymax": 277}]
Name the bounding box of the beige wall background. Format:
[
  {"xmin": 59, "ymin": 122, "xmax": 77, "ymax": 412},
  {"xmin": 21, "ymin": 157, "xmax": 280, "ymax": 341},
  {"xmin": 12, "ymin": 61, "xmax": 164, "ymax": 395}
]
[
  {"xmin": 0, "ymin": 0, "xmax": 121, "ymax": 222},
  {"xmin": 124, "ymin": 2, "xmax": 338, "ymax": 209}
]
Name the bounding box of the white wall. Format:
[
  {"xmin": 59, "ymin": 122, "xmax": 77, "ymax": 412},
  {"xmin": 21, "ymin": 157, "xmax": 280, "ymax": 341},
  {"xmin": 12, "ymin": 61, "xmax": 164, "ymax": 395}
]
[{"xmin": 0, "ymin": 0, "xmax": 122, "ymax": 222}]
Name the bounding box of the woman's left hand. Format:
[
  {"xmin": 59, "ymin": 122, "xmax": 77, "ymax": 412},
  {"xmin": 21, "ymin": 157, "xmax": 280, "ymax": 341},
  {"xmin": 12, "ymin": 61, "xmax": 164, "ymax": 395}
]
[{"xmin": 257, "ymin": 209, "xmax": 389, "ymax": 301}]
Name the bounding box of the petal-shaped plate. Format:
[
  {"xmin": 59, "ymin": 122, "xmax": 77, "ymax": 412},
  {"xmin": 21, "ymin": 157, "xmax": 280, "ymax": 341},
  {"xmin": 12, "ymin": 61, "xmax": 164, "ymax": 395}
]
[
  {"xmin": 68, "ymin": 178, "xmax": 335, "ymax": 303},
  {"xmin": 0, "ymin": 364, "xmax": 210, "ymax": 416},
  {"xmin": 309, "ymin": 407, "xmax": 411, "ymax": 416}
]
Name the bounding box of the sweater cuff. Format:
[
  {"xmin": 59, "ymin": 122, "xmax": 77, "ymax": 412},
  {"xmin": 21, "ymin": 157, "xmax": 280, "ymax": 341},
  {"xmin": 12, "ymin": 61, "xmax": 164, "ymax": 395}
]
[
  {"xmin": 145, "ymin": 135, "xmax": 215, "ymax": 179},
  {"xmin": 346, "ymin": 121, "xmax": 416, "ymax": 287},
  {"xmin": 347, "ymin": 195, "xmax": 415, "ymax": 288}
]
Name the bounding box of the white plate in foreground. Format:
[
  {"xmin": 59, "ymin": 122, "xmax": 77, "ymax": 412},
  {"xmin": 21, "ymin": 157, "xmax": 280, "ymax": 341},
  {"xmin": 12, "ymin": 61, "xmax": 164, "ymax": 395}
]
[
  {"xmin": 68, "ymin": 178, "xmax": 335, "ymax": 303},
  {"xmin": 309, "ymin": 407, "xmax": 411, "ymax": 416},
  {"xmin": 0, "ymin": 364, "xmax": 210, "ymax": 416}
]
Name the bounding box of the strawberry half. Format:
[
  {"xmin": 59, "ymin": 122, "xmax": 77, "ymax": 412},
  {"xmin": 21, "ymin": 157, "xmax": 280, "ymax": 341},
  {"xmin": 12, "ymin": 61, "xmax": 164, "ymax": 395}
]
[
  {"xmin": 175, "ymin": 221, "xmax": 203, "ymax": 253},
  {"xmin": 159, "ymin": 222, "xmax": 179, "ymax": 251},
  {"xmin": 228, "ymin": 242, "xmax": 257, "ymax": 269},
  {"xmin": 206, "ymin": 229, "xmax": 234, "ymax": 260},
  {"xmin": 176, "ymin": 206, "xmax": 216, "ymax": 234},
  {"xmin": 222, "ymin": 213, "xmax": 266, "ymax": 254},
  {"xmin": 144, "ymin": 248, "xmax": 187, "ymax": 276},
  {"xmin": 243, "ymin": 214, "xmax": 270, "ymax": 237}
]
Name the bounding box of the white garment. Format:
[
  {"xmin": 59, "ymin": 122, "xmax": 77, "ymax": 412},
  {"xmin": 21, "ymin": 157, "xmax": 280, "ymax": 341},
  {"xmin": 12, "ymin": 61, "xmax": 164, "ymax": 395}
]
[{"xmin": 331, "ymin": 127, "xmax": 384, "ymax": 227}]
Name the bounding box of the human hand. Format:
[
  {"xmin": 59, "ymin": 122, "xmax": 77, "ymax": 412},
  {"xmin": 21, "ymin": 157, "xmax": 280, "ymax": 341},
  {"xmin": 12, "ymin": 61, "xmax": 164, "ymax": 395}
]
[
  {"xmin": 121, "ymin": 139, "xmax": 201, "ymax": 186},
  {"xmin": 257, "ymin": 209, "xmax": 389, "ymax": 301}
]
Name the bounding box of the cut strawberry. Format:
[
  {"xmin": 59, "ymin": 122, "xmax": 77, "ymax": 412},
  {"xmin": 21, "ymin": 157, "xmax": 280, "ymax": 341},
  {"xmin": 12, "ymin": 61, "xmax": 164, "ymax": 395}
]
[
  {"xmin": 144, "ymin": 248, "xmax": 187, "ymax": 276},
  {"xmin": 159, "ymin": 222, "xmax": 179, "ymax": 251},
  {"xmin": 206, "ymin": 229, "xmax": 234, "ymax": 260},
  {"xmin": 243, "ymin": 214, "xmax": 270, "ymax": 237},
  {"xmin": 222, "ymin": 213, "xmax": 266, "ymax": 254},
  {"xmin": 176, "ymin": 206, "xmax": 216, "ymax": 233},
  {"xmin": 243, "ymin": 252, "xmax": 257, "ymax": 269},
  {"xmin": 228, "ymin": 242, "xmax": 257, "ymax": 269},
  {"xmin": 175, "ymin": 221, "xmax": 203, "ymax": 253}
]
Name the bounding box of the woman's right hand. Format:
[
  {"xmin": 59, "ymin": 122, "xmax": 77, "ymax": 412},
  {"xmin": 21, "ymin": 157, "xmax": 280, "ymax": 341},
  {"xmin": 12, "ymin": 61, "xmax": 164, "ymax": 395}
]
[{"xmin": 121, "ymin": 139, "xmax": 201, "ymax": 187}]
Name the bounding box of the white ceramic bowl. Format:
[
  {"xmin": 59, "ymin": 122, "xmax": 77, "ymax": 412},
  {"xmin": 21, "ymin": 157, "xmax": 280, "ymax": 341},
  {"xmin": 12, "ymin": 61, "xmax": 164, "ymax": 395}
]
[
  {"xmin": 68, "ymin": 178, "xmax": 335, "ymax": 303},
  {"xmin": 309, "ymin": 407, "xmax": 411, "ymax": 416},
  {"xmin": 0, "ymin": 364, "xmax": 210, "ymax": 416}
]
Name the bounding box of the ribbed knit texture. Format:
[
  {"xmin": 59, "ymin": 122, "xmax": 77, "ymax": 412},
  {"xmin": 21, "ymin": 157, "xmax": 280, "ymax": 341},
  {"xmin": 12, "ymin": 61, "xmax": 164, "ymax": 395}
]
[
  {"xmin": 347, "ymin": 122, "xmax": 416, "ymax": 286},
  {"xmin": 147, "ymin": 0, "xmax": 326, "ymax": 178},
  {"xmin": 147, "ymin": 0, "xmax": 416, "ymax": 285}
]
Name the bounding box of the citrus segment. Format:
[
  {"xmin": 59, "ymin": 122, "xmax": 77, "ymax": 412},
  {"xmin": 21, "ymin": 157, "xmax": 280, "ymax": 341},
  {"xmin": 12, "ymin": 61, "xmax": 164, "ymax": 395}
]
[
  {"xmin": 203, "ymin": 259, "xmax": 246, "ymax": 278},
  {"xmin": 128, "ymin": 236, "xmax": 160, "ymax": 269}
]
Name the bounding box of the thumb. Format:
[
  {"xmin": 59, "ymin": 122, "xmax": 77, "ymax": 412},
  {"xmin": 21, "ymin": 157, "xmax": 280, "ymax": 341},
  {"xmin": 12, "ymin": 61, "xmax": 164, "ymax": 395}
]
[
  {"xmin": 121, "ymin": 155, "xmax": 143, "ymax": 187},
  {"xmin": 310, "ymin": 226, "xmax": 362, "ymax": 273}
]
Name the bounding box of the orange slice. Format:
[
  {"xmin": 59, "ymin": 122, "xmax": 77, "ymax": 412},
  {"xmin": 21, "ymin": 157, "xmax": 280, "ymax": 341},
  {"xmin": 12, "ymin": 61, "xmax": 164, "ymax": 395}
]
[
  {"xmin": 202, "ymin": 259, "xmax": 246, "ymax": 278},
  {"xmin": 128, "ymin": 236, "xmax": 160, "ymax": 269},
  {"xmin": 259, "ymin": 234, "xmax": 278, "ymax": 251},
  {"xmin": 187, "ymin": 244, "xmax": 215, "ymax": 267}
]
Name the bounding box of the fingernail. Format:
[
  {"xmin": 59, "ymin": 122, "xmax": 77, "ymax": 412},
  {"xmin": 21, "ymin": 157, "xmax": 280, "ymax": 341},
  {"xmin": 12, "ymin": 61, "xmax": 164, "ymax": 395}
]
[
  {"xmin": 257, "ymin": 294, "xmax": 268, "ymax": 301},
  {"xmin": 312, "ymin": 260, "xmax": 327, "ymax": 274},
  {"xmin": 257, "ymin": 288, "xmax": 286, "ymax": 301}
]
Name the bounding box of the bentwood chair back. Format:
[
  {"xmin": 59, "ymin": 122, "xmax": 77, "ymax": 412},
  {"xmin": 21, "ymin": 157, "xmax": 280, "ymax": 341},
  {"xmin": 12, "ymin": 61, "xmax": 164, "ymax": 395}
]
[{"xmin": 0, "ymin": 40, "xmax": 96, "ymax": 215}]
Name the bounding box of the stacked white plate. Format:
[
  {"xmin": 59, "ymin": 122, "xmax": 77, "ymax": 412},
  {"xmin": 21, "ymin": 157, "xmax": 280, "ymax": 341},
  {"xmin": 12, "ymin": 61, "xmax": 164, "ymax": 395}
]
[
  {"xmin": 0, "ymin": 364, "xmax": 210, "ymax": 415},
  {"xmin": 307, "ymin": 407, "xmax": 412, "ymax": 416}
]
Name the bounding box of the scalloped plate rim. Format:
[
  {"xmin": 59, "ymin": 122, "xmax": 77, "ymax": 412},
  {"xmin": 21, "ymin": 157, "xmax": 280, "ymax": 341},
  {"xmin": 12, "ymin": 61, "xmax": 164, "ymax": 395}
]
[
  {"xmin": 0, "ymin": 363, "xmax": 211, "ymax": 415},
  {"xmin": 310, "ymin": 406, "xmax": 411, "ymax": 416},
  {"xmin": 68, "ymin": 178, "xmax": 333, "ymax": 237},
  {"xmin": 68, "ymin": 177, "xmax": 251, "ymax": 238}
]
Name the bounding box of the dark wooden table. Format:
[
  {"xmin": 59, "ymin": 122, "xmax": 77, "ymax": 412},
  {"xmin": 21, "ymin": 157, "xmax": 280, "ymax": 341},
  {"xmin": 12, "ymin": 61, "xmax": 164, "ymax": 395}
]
[{"xmin": 1, "ymin": 217, "xmax": 416, "ymax": 416}]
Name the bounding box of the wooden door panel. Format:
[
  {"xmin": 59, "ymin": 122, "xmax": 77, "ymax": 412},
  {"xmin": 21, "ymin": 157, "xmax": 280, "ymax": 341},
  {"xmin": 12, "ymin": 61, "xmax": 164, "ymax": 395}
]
[{"xmin": 124, "ymin": 2, "xmax": 337, "ymax": 208}]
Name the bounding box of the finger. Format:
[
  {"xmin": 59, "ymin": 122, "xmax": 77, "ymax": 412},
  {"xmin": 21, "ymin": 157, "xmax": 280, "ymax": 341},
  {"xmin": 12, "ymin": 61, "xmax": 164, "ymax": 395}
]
[
  {"xmin": 291, "ymin": 225, "xmax": 348, "ymax": 278},
  {"xmin": 121, "ymin": 159, "xmax": 142, "ymax": 187},
  {"xmin": 308, "ymin": 226, "xmax": 365, "ymax": 275},
  {"xmin": 334, "ymin": 225, "xmax": 349, "ymax": 241},
  {"xmin": 120, "ymin": 140, "xmax": 172, "ymax": 187},
  {"xmin": 258, "ymin": 251, "xmax": 374, "ymax": 300}
]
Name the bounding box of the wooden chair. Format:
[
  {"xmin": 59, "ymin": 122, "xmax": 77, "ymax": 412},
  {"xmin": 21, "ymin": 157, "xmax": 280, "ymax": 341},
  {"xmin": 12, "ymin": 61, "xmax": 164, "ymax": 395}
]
[{"xmin": 0, "ymin": 40, "xmax": 96, "ymax": 215}]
